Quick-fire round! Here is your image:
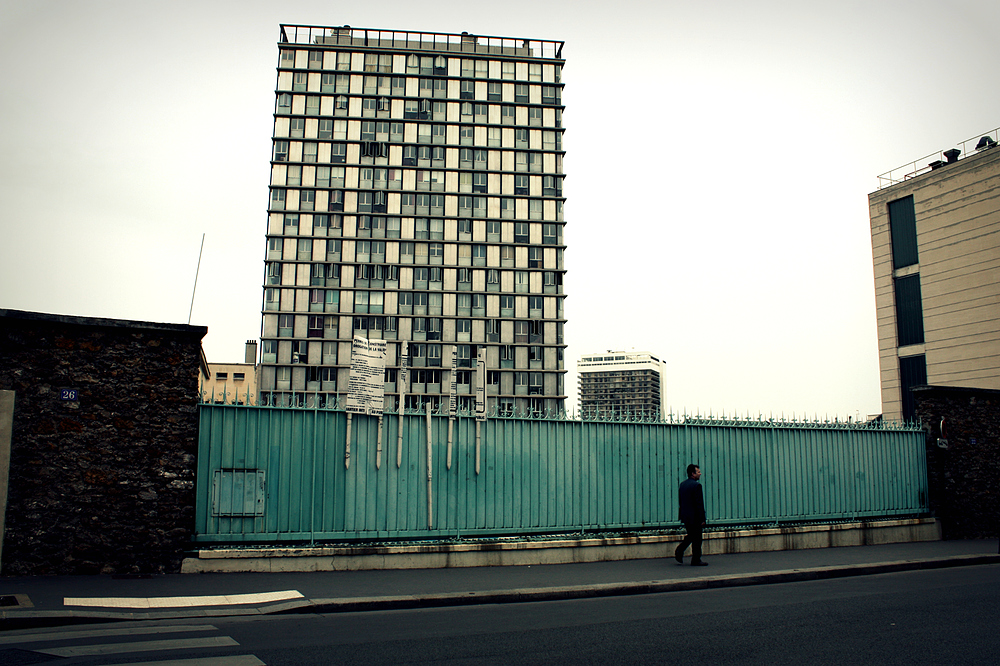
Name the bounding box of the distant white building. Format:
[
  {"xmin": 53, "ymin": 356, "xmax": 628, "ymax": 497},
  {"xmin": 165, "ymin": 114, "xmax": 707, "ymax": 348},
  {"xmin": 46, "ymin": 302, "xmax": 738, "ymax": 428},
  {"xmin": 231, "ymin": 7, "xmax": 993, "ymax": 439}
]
[{"xmin": 577, "ymin": 351, "xmax": 666, "ymax": 419}]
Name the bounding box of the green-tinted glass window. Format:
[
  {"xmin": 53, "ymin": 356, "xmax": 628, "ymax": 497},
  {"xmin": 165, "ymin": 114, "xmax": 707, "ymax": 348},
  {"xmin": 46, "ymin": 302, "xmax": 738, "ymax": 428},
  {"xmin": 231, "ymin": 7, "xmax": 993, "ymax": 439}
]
[
  {"xmin": 898, "ymin": 355, "xmax": 926, "ymax": 422},
  {"xmin": 888, "ymin": 195, "xmax": 918, "ymax": 269},
  {"xmin": 894, "ymin": 274, "xmax": 924, "ymax": 347}
]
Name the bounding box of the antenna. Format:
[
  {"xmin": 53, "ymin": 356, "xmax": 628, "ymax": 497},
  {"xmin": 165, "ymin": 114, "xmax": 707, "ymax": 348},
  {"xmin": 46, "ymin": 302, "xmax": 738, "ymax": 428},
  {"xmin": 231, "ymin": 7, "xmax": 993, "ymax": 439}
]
[{"xmin": 188, "ymin": 233, "xmax": 205, "ymax": 325}]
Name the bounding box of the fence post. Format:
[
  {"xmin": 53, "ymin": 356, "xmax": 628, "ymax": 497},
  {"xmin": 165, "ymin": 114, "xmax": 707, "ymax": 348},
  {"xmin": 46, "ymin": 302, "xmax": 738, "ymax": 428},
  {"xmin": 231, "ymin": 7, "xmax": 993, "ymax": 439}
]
[{"xmin": 0, "ymin": 391, "xmax": 15, "ymax": 574}]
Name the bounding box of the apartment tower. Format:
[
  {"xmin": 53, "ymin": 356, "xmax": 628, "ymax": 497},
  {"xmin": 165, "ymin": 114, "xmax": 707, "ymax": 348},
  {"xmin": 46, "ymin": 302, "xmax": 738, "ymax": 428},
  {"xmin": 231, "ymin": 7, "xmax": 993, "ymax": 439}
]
[
  {"xmin": 577, "ymin": 351, "xmax": 667, "ymax": 419},
  {"xmin": 259, "ymin": 25, "xmax": 568, "ymax": 415}
]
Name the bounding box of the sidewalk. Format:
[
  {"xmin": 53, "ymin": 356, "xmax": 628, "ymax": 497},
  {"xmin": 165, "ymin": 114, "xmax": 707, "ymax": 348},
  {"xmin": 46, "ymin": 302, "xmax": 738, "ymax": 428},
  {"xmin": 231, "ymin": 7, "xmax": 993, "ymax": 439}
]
[{"xmin": 1, "ymin": 540, "xmax": 998, "ymax": 626}]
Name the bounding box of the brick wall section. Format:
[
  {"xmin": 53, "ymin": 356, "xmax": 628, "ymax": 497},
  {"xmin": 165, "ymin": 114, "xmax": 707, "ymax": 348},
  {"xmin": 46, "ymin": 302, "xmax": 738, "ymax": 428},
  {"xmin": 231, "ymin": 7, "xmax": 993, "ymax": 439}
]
[
  {"xmin": 0, "ymin": 309, "xmax": 207, "ymax": 575},
  {"xmin": 913, "ymin": 385, "xmax": 1000, "ymax": 540}
]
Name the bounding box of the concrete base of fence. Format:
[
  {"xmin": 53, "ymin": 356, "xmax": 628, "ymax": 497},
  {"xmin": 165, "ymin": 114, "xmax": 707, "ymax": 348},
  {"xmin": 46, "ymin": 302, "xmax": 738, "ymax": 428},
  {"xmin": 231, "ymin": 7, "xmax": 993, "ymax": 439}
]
[{"xmin": 181, "ymin": 518, "xmax": 942, "ymax": 573}]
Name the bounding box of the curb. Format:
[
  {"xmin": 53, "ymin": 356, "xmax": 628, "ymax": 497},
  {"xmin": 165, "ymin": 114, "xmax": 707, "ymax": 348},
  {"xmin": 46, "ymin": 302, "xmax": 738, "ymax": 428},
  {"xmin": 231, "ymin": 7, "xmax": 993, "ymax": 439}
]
[
  {"xmin": 301, "ymin": 553, "xmax": 1000, "ymax": 613},
  {"xmin": 3, "ymin": 554, "xmax": 998, "ymax": 628}
]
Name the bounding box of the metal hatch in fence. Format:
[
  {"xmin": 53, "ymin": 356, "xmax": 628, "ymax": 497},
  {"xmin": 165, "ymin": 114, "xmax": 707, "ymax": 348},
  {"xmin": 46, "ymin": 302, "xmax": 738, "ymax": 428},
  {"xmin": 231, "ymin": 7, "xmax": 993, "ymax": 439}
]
[{"xmin": 211, "ymin": 469, "xmax": 266, "ymax": 517}]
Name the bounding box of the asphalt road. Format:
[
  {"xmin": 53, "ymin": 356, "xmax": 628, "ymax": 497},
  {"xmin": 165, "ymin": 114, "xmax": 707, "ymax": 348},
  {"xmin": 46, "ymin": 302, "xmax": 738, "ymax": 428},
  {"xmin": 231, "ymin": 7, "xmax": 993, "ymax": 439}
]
[{"xmin": 3, "ymin": 564, "xmax": 998, "ymax": 665}]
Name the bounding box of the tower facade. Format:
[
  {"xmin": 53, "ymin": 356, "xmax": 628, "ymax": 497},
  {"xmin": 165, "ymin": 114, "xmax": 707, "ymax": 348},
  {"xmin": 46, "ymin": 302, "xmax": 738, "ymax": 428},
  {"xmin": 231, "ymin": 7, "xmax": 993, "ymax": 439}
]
[
  {"xmin": 577, "ymin": 351, "xmax": 667, "ymax": 419},
  {"xmin": 869, "ymin": 129, "xmax": 1000, "ymax": 421},
  {"xmin": 259, "ymin": 26, "xmax": 567, "ymax": 415}
]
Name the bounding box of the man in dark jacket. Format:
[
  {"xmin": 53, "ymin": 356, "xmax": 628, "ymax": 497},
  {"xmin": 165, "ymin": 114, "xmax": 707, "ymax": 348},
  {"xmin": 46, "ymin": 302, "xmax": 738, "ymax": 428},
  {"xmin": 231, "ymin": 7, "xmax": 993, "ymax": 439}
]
[{"xmin": 675, "ymin": 464, "xmax": 707, "ymax": 566}]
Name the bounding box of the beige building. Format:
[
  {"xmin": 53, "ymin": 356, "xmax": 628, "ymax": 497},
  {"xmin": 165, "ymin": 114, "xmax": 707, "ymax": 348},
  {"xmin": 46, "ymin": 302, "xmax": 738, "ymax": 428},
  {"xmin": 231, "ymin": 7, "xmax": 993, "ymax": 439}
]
[
  {"xmin": 200, "ymin": 341, "xmax": 259, "ymax": 405},
  {"xmin": 258, "ymin": 26, "xmax": 568, "ymax": 414},
  {"xmin": 577, "ymin": 351, "xmax": 666, "ymax": 419},
  {"xmin": 868, "ymin": 129, "xmax": 1000, "ymax": 421}
]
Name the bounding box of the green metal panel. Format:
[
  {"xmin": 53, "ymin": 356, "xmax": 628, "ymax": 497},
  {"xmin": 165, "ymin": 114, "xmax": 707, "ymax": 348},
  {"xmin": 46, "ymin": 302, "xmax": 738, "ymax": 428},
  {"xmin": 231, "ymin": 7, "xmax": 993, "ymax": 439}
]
[{"xmin": 194, "ymin": 405, "xmax": 929, "ymax": 543}]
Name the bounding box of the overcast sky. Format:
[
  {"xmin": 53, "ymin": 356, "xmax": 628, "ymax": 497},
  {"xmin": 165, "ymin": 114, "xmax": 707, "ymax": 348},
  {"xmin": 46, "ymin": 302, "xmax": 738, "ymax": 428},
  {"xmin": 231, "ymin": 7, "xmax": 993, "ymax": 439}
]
[{"xmin": 2, "ymin": 0, "xmax": 997, "ymax": 419}]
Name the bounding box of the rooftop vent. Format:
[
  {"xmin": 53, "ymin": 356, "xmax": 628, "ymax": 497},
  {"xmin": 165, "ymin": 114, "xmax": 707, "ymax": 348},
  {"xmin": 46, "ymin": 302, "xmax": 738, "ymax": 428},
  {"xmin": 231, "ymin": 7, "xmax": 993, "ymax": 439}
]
[
  {"xmin": 943, "ymin": 148, "xmax": 961, "ymax": 163},
  {"xmin": 976, "ymin": 136, "xmax": 997, "ymax": 151}
]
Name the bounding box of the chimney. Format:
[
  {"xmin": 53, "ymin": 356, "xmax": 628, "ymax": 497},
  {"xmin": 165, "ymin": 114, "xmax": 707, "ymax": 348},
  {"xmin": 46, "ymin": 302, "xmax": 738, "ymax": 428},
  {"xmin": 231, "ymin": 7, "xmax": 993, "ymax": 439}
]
[
  {"xmin": 943, "ymin": 148, "xmax": 961, "ymax": 163},
  {"xmin": 245, "ymin": 340, "xmax": 258, "ymax": 364}
]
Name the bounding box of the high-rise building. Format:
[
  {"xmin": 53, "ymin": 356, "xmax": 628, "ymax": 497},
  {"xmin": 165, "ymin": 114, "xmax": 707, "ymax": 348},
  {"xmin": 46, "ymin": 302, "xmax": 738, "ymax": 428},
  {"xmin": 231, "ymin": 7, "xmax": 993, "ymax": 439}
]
[
  {"xmin": 259, "ymin": 25, "xmax": 568, "ymax": 414},
  {"xmin": 869, "ymin": 129, "xmax": 1000, "ymax": 421},
  {"xmin": 577, "ymin": 351, "xmax": 667, "ymax": 419}
]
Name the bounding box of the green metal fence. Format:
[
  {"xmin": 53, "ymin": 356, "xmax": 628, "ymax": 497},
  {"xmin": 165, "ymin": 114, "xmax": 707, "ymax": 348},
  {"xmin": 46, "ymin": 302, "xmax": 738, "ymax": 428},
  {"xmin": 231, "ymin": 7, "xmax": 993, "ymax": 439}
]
[{"xmin": 194, "ymin": 403, "xmax": 928, "ymax": 543}]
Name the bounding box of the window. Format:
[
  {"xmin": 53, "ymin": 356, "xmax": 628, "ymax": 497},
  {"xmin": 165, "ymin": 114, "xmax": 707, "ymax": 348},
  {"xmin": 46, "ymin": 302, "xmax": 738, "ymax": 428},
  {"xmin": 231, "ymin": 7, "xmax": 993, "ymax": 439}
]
[
  {"xmin": 514, "ymin": 222, "xmax": 529, "ymax": 243},
  {"xmin": 286, "ymin": 165, "xmax": 301, "ymax": 186},
  {"xmin": 515, "ymin": 128, "xmax": 529, "ymax": 149},
  {"xmin": 290, "ymin": 118, "xmax": 305, "ymax": 138},
  {"xmin": 270, "ymin": 188, "xmax": 285, "ymax": 210},
  {"xmin": 528, "ymin": 106, "xmax": 542, "ymax": 127},
  {"xmin": 542, "ymin": 86, "xmax": 559, "ymax": 105},
  {"xmin": 898, "ymin": 355, "xmax": 927, "ymax": 421},
  {"xmin": 276, "ymin": 93, "xmax": 292, "ymax": 114},
  {"xmin": 515, "ymin": 84, "xmax": 528, "ymax": 103},
  {"xmin": 460, "ymin": 80, "xmax": 475, "ymax": 100},
  {"xmin": 274, "ymin": 140, "xmax": 289, "ymax": 162},
  {"xmin": 280, "ymin": 49, "xmax": 295, "ymax": 68},
  {"xmin": 515, "ymin": 175, "xmax": 529, "ymax": 195},
  {"xmin": 330, "ymin": 143, "xmax": 346, "ymax": 163},
  {"xmin": 501, "ymin": 105, "xmax": 515, "ymax": 125},
  {"xmin": 543, "ymin": 224, "xmax": 559, "ymax": 245},
  {"xmin": 528, "ymin": 63, "xmax": 542, "ymax": 81},
  {"xmin": 473, "ymin": 172, "xmax": 487, "ymax": 193},
  {"xmin": 502, "ymin": 62, "xmax": 515, "ymax": 80},
  {"xmin": 308, "ymin": 51, "xmax": 323, "ymax": 69},
  {"xmin": 888, "ymin": 196, "xmax": 919, "ymax": 269},
  {"xmin": 528, "ymin": 247, "xmax": 542, "ymax": 268},
  {"xmin": 894, "ymin": 275, "xmax": 925, "ymax": 347},
  {"xmin": 336, "ymin": 52, "xmax": 351, "ymax": 70},
  {"xmin": 487, "ymin": 82, "xmax": 501, "ymax": 101},
  {"xmin": 302, "ymin": 142, "xmax": 318, "ymax": 163}
]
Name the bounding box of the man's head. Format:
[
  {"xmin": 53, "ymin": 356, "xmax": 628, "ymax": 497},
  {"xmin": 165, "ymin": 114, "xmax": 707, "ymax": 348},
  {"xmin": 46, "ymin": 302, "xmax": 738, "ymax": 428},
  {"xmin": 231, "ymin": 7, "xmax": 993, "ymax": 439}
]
[{"xmin": 687, "ymin": 464, "xmax": 701, "ymax": 480}]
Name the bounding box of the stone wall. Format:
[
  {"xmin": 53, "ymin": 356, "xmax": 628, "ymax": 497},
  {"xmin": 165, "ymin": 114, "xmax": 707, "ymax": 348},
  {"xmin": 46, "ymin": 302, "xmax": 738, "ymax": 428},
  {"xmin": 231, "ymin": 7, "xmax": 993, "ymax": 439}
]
[
  {"xmin": 913, "ymin": 385, "xmax": 1000, "ymax": 540},
  {"xmin": 0, "ymin": 309, "xmax": 207, "ymax": 575}
]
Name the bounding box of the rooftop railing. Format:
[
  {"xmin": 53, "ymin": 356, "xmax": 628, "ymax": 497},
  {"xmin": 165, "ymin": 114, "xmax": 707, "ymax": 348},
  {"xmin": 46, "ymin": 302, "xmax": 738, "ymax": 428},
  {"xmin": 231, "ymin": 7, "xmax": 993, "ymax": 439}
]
[
  {"xmin": 876, "ymin": 126, "xmax": 1000, "ymax": 189},
  {"xmin": 279, "ymin": 24, "xmax": 563, "ymax": 60}
]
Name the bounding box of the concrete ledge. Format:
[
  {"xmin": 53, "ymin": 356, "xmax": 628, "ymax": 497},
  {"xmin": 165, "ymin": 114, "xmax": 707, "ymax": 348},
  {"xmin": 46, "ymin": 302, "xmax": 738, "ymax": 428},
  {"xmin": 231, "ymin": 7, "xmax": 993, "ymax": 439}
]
[{"xmin": 182, "ymin": 518, "xmax": 942, "ymax": 573}]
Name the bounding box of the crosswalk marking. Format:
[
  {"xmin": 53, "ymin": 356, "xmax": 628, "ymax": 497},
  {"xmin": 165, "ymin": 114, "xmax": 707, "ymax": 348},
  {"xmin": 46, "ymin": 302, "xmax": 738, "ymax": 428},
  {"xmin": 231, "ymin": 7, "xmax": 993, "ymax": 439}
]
[
  {"xmin": 64, "ymin": 589, "xmax": 304, "ymax": 608},
  {"xmin": 115, "ymin": 656, "xmax": 266, "ymax": 666},
  {"xmin": 36, "ymin": 635, "xmax": 239, "ymax": 657},
  {"xmin": 0, "ymin": 623, "xmax": 218, "ymax": 645}
]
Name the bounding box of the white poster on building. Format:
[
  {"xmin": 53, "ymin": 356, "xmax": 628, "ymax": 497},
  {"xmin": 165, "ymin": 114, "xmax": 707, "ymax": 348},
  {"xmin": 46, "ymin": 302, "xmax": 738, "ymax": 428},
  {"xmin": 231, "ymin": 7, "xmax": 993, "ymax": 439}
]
[
  {"xmin": 347, "ymin": 336, "xmax": 386, "ymax": 416},
  {"xmin": 475, "ymin": 346, "xmax": 487, "ymax": 421}
]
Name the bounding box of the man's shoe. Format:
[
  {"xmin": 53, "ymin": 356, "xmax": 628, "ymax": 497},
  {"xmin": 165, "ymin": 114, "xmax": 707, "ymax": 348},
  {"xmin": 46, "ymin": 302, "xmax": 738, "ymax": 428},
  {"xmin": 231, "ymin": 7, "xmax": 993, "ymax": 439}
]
[{"xmin": 691, "ymin": 561, "xmax": 708, "ymax": 566}]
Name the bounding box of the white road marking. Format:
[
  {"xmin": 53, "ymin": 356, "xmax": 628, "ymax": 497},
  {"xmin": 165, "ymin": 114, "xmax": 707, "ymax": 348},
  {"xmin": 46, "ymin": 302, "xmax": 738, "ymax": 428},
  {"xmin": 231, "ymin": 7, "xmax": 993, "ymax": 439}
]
[
  {"xmin": 115, "ymin": 656, "xmax": 265, "ymax": 666},
  {"xmin": 37, "ymin": 635, "xmax": 239, "ymax": 657},
  {"xmin": 0, "ymin": 624, "xmax": 218, "ymax": 645},
  {"xmin": 63, "ymin": 589, "xmax": 304, "ymax": 608}
]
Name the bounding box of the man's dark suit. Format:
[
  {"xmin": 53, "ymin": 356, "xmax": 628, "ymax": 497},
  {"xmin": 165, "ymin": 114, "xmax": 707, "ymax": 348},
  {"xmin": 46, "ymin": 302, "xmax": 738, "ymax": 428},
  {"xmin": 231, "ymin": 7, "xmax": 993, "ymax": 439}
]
[{"xmin": 676, "ymin": 478, "xmax": 706, "ymax": 564}]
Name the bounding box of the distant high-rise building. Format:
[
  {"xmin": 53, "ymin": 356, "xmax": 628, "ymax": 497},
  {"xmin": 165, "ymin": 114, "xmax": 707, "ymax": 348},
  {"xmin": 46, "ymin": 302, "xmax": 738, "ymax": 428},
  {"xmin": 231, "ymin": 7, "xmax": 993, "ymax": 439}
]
[
  {"xmin": 869, "ymin": 129, "xmax": 1000, "ymax": 421},
  {"xmin": 259, "ymin": 25, "xmax": 568, "ymax": 414},
  {"xmin": 577, "ymin": 351, "xmax": 666, "ymax": 419}
]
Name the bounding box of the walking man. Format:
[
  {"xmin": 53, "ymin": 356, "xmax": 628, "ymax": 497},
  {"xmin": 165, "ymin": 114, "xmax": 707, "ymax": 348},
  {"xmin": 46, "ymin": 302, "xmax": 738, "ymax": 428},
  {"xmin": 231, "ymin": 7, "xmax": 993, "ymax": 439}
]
[{"xmin": 675, "ymin": 464, "xmax": 707, "ymax": 566}]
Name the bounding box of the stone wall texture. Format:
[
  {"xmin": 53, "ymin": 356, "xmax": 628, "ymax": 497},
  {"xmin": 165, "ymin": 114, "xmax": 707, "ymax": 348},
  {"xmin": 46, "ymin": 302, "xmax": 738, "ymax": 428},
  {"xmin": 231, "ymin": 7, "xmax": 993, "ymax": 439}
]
[
  {"xmin": 0, "ymin": 309, "xmax": 206, "ymax": 575},
  {"xmin": 914, "ymin": 385, "xmax": 999, "ymax": 540}
]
